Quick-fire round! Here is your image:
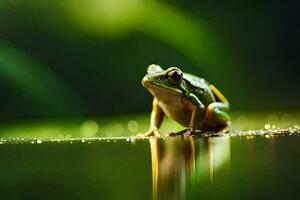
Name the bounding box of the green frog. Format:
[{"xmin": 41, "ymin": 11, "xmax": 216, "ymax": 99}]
[{"xmin": 141, "ymin": 64, "xmax": 230, "ymax": 137}]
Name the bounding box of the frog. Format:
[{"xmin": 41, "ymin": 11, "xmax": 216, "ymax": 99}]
[{"xmin": 141, "ymin": 64, "xmax": 230, "ymax": 137}]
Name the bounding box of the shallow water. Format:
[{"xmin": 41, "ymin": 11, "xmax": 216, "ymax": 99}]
[
  {"xmin": 0, "ymin": 134, "xmax": 299, "ymax": 200},
  {"xmin": 0, "ymin": 112, "xmax": 299, "ymax": 200}
]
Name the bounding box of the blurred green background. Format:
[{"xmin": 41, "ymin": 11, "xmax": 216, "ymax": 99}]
[
  {"xmin": 0, "ymin": 2, "xmax": 299, "ymax": 199},
  {"xmin": 0, "ymin": 0, "xmax": 299, "ymax": 120}
]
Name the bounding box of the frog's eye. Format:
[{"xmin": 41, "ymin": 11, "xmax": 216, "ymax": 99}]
[{"xmin": 167, "ymin": 69, "xmax": 183, "ymax": 85}]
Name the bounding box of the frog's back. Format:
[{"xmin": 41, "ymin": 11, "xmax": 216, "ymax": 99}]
[
  {"xmin": 183, "ymin": 73, "xmax": 216, "ymax": 106},
  {"xmin": 183, "ymin": 73, "xmax": 208, "ymax": 88}
]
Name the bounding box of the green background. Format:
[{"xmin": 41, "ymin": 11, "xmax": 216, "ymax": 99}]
[
  {"xmin": 0, "ymin": 0, "xmax": 299, "ymax": 120},
  {"xmin": 0, "ymin": 2, "xmax": 299, "ymax": 199}
]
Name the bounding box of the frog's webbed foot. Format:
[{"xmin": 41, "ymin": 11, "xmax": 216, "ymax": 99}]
[
  {"xmin": 196, "ymin": 126, "xmax": 230, "ymax": 137},
  {"xmin": 183, "ymin": 127, "xmax": 195, "ymax": 136},
  {"xmin": 136, "ymin": 127, "xmax": 162, "ymax": 138},
  {"xmin": 168, "ymin": 127, "xmax": 195, "ymax": 137},
  {"xmin": 168, "ymin": 126, "xmax": 229, "ymax": 137},
  {"xmin": 168, "ymin": 129, "xmax": 187, "ymax": 137}
]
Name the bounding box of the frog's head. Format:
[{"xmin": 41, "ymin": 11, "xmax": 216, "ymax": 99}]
[{"xmin": 142, "ymin": 64, "xmax": 185, "ymax": 96}]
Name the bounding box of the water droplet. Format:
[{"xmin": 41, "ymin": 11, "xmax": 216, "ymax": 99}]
[
  {"xmin": 37, "ymin": 139, "xmax": 42, "ymax": 144},
  {"xmin": 264, "ymin": 124, "xmax": 271, "ymax": 129},
  {"xmin": 265, "ymin": 134, "xmax": 270, "ymax": 139},
  {"xmin": 246, "ymin": 135, "xmax": 254, "ymax": 140},
  {"xmin": 258, "ymin": 130, "xmax": 265, "ymax": 135},
  {"xmin": 128, "ymin": 120, "xmax": 139, "ymax": 132},
  {"xmin": 82, "ymin": 139, "xmax": 85, "ymax": 143},
  {"xmin": 80, "ymin": 120, "xmax": 99, "ymax": 137}
]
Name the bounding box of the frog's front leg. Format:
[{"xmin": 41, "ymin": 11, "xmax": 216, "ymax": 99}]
[
  {"xmin": 184, "ymin": 93, "xmax": 206, "ymax": 136},
  {"xmin": 169, "ymin": 93, "xmax": 205, "ymax": 136},
  {"xmin": 142, "ymin": 98, "xmax": 164, "ymax": 137}
]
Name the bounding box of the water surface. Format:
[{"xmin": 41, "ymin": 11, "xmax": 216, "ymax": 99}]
[{"xmin": 0, "ymin": 111, "xmax": 299, "ymax": 199}]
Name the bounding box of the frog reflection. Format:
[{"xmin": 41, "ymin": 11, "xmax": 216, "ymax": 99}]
[{"xmin": 149, "ymin": 136, "xmax": 230, "ymax": 200}]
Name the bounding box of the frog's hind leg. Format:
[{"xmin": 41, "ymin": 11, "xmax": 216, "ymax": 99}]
[
  {"xmin": 205, "ymin": 102, "xmax": 231, "ymax": 130},
  {"xmin": 205, "ymin": 84, "xmax": 231, "ymax": 130},
  {"xmin": 195, "ymin": 126, "xmax": 229, "ymax": 137},
  {"xmin": 169, "ymin": 126, "xmax": 228, "ymax": 137},
  {"xmin": 168, "ymin": 129, "xmax": 188, "ymax": 136}
]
